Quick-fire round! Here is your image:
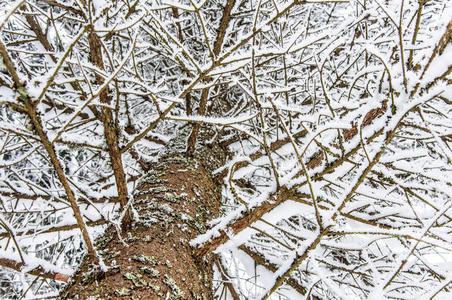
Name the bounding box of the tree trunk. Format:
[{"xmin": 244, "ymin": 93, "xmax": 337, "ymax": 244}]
[{"xmin": 61, "ymin": 150, "xmax": 224, "ymax": 299}]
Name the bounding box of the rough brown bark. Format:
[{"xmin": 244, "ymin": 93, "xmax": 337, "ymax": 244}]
[{"xmin": 61, "ymin": 153, "xmax": 223, "ymax": 299}]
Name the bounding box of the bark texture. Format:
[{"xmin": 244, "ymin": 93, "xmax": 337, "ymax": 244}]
[{"xmin": 61, "ymin": 151, "xmax": 224, "ymax": 299}]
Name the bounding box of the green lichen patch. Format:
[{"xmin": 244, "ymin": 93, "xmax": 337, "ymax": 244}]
[
  {"xmin": 164, "ymin": 275, "xmax": 185, "ymax": 299},
  {"xmin": 141, "ymin": 235, "xmax": 153, "ymax": 242},
  {"xmin": 148, "ymin": 283, "xmax": 160, "ymax": 293},
  {"xmin": 154, "ymin": 162, "xmax": 168, "ymax": 170},
  {"xmin": 101, "ymin": 250, "xmax": 120, "ymax": 261},
  {"xmin": 123, "ymin": 272, "xmax": 140, "ymax": 280},
  {"xmin": 95, "ymin": 235, "xmax": 113, "ymax": 250},
  {"xmin": 149, "ymin": 186, "xmax": 175, "ymax": 194},
  {"xmin": 81, "ymin": 271, "xmax": 95, "ymax": 285},
  {"xmin": 134, "ymin": 213, "xmax": 159, "ymax": 227},
  {"xmin": 123, "ymin": 272, "xmax": 147, "ymax": 288},
  {"xmin": 165, "ymin": 260, "xmax": 173, "ymax": 268},
  {"xmin": 115, "ymin": 287, "xmax": 132, "ymax": 296},
  {"xmin": 192, "ymin": 187, "xmax": 201, "ymax": 198},
  {"xmin": 139, "ymin": 266, "xmax": 160, "ymax": 278},
  {"xmin": 125, "ymin": 236, "xmax": 140, "ymax": 243},
  {"xmin": 137, "ymin": 170, "xmax": 168, "ymax": 186},
  {"xmin": 194, "ymin": 219, "xmax": 206, "ymax": 233},
  {"xmin": 196, "ymin": 206, "xmax": 210, "ymax": 218},
  {"xmin": 158, "ymin": 203, "xmax": 174, "ymax": 214},
  {"xmin": 166, "ymin": 155, "xmax": 190, "ymax": 164},
  {"xmin": 163, "ymin": 192, "xmax": 177, "ymax": 203},
  {"xmin": 131, "ymin": 254, "xmax": 158, "ymax": 266}
]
